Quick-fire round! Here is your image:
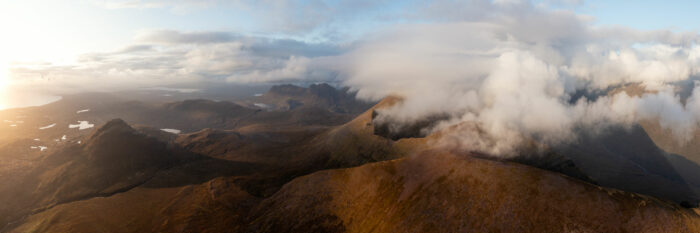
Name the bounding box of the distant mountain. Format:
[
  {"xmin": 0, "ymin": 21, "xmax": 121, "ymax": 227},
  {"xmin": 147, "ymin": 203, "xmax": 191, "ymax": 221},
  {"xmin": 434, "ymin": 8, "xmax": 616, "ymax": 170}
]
[
  {"xmin": 0, "ymin": 84, "xmax": 372, "ymax": 147},
  {"xmin": 563, "ymin": 84, "xmax": 700, "ymax": 207},
  {"xmin": 642, "ymin": 119, "xmax": 700, "ymax": 166},
  {"xmin": 553, "ymin": 125, "xmax": 700, "ymax": 207},
  {"xmin": 252, "ymin": 83, "xmax": 374, "ymax": 114}
]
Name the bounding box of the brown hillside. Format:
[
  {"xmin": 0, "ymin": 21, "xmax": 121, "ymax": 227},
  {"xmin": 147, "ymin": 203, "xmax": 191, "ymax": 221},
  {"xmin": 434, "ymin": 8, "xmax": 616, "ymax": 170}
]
[{"xmin": 250, "ymin": 151, "xmax": 700, "ymax": 233}]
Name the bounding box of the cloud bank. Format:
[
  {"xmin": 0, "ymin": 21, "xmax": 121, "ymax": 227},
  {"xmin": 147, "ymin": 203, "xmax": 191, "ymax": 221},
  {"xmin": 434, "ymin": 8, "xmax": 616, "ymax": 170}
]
[{"xmin": 341, "ymin": 0, "xmax": 700, "ymax": 155}]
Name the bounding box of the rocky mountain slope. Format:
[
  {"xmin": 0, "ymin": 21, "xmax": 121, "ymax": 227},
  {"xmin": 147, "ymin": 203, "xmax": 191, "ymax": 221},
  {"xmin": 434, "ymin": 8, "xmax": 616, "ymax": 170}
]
[{"xmin": 3, "ymin": 84, "xmax": 700, "ymax": 232}]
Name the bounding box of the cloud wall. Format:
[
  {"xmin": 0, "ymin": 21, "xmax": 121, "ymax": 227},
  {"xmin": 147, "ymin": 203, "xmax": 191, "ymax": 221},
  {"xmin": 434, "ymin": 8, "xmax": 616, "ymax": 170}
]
[{"xmin": 340, "ymin": 1, "xmax": 700, "ymax": 155}]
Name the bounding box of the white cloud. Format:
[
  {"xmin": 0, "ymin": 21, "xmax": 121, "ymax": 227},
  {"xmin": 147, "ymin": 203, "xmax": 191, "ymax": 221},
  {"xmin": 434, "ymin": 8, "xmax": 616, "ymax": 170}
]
[
  {"xmin": 338, "ymin": 1, "xmax": 700, "ymax": 156},
  {"xmin": 9, "ymin": 31, "xmax": 343, "ymax": 92}
]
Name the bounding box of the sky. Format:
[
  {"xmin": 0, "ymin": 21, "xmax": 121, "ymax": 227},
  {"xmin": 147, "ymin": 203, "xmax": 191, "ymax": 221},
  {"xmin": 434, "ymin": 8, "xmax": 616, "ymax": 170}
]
[
  {"xmin": 578, "ymin": 0, "xmax": 700, "ymax": 31},
  {"xmin": 0, "ymin": 0, "xmax": 698, "ymax": 72},
  {"xmin": 3, "ymin": 0, "xmax": 700, "ymax": 154}
]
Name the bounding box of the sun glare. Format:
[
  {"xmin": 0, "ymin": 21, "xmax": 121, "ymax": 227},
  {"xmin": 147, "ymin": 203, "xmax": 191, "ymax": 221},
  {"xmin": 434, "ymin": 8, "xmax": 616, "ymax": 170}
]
[
  {"xmin": 0, "ymin": 60, "xmax": 7, "ymax": 89},
  {"xmin": 0, "ymin": 59, "xmax": 7, "ymax": 110},
  {"xmin": 0, "ymin": 55, "xmax": 9, "ymax": 89}
]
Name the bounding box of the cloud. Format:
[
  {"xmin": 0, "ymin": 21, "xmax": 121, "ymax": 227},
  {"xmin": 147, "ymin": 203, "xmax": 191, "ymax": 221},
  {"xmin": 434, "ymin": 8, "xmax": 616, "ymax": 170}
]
[
  {"xmin": 337, "ymin": 1, "xmax": 700, "ymax": 156},
  {"xmin": 93, "ymin": 0, "xmax": 166, "ymax": 9},
  {"xmin": 9, "ymin": 31, "xmax": 342, "ymax": 92},
  {"xmin": 92, "ymin": 0, "xmax": 220, "ymax": 12},
  {"xmin": 93, "ymin": 0, "xmax": 398, "ymax": 36},
  {"xmin": 135, "ymin": 30, "xmax": 237, "ymax": 44}
]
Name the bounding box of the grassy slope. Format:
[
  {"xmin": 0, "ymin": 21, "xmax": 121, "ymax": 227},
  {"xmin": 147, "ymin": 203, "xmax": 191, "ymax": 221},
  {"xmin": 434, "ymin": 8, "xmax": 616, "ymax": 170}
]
[{"xmin": 251, "ymin": 151, "xmax": 700, "ymax": 233}]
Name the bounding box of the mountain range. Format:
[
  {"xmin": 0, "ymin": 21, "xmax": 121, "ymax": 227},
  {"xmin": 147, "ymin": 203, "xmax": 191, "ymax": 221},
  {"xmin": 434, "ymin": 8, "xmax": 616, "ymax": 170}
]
[{"xmin": 1, "ymin": 83, "xmax": 700, "ymax": 232}]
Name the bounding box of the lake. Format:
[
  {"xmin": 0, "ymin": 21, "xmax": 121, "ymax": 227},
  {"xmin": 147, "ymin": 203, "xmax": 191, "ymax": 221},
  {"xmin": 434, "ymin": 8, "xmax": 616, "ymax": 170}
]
[{"xmin": 0, "ymin": 89, "xmax": 62, "ymax": 111}]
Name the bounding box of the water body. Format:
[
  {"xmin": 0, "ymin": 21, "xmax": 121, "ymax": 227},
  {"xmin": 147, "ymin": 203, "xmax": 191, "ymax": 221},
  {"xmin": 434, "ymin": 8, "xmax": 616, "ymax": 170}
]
[{"xmin": 0, "ymin": 90, "xmax": 62, "ymax": 111}]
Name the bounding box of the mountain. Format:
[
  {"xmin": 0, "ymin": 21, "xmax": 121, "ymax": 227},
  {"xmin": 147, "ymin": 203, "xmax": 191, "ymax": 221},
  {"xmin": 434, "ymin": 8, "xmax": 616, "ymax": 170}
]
[
  {"xmin": 10, "ymin": 176, "xmax": 258, "ymax": 233},
  {"xmin": 0, "ymin": 119, "xmax": 257, "ymax": 231},
  {"xmin": 0, "ymin": 84, "xmax": 371, "ymax": 148},
  {"xmin": 0, "ymin": 119, "xmax": 182, "ymax": 229},
  {"xmin": 552, "ymin": 125, "xmax": 700, "ymax": 207},
  {"xmin": 174, "ymin": 96, "xmax": 418, "ymax": 197},
  {"xmin": 250, "ymin": 83, "xmax": 374, "ymax": 114},
  {"xmin": 11, "ymin": 118, "xmax": 700, "ymax": 232},
  {"xmin": 249, "ymin": 151, "xmax": 700, "ymax": 233},
  {"xmin": 641, "ymin": 119, "xmax": 700, "ymax": 165},
  {"xmin": 4, "ymin": 88, "xmax": 700, "ymax": 232},
  {"xmin": 560, "ymin": 84, "xmax": 700, "ymax": 207}
]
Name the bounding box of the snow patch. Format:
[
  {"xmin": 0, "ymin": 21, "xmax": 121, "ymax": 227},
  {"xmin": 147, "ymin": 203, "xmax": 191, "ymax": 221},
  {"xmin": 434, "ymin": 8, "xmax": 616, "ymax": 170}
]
[
  {"xmin": 254, "ymin": 103, "xmax": 271, "ymax": 109},
  {"xmin": 76, "ymin": 109, "xmax": 90, "ymax": 114},
  {"xmin": 69, "ymin": 121, "xmax": 94, "ymax": 130},
  {"xmin": 39, "ymin": 123, "xmax": 56, "ymax": 130},
  {"xmin": 161, "ymin": 128, "xmax": 181, "ymax": 134},
  {"xmin": 30, "ymin": 146, "xmax": 48, "ymax": 151}
]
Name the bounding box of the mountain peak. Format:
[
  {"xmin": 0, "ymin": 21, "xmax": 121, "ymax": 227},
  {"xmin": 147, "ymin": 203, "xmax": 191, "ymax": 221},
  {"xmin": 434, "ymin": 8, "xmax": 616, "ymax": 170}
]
[
  {"xmin": 89, "ymin": 118, "xmax": 135, "ymax": 140},
  {"xmin": 102, "ymin": 118, "xmax": 131, "ymax": 130}
]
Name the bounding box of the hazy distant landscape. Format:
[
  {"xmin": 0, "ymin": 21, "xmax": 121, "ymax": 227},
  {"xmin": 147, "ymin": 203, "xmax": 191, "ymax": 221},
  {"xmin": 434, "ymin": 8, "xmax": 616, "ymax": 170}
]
[{"xmin": 3, "ymin": 0, "xmax": 700, "ymax": 232}]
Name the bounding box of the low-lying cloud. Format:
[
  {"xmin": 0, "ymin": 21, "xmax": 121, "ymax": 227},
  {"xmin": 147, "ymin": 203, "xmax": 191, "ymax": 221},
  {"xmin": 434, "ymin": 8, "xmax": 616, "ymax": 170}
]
[{"xmin": 342, "ymin": 1, "xmax": 700, "ymax": 155}]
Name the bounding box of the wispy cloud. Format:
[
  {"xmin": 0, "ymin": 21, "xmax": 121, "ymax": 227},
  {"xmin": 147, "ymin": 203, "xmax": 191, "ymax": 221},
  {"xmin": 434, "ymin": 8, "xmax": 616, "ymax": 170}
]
[
  {"xmin": 135, "ymin": 30, "xmax": 237, "ymax": 44},
  {"xmin": 10, "ymin": 30, "xmax": 343, "ymax": 91}
]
